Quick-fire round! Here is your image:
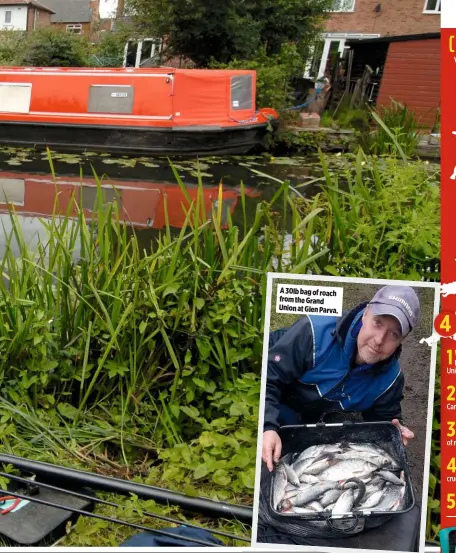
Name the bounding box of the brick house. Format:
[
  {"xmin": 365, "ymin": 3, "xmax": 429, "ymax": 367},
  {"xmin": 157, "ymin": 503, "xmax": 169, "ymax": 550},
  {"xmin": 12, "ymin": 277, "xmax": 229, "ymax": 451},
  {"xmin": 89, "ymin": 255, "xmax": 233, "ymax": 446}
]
[
  {"xmin": 306, "ymin": 0, "xmax": 440, "ymax": 80},
  {"xmin": 41, "ymin": 0, "xmax": 100, "ymax": 39},
  {"xmin": 304, "ymin": 0, "xmax": 441, "ymax": 131},
  {"xmin": 0, "ymin": 0, "xmax": 54, "ymax": 32}
]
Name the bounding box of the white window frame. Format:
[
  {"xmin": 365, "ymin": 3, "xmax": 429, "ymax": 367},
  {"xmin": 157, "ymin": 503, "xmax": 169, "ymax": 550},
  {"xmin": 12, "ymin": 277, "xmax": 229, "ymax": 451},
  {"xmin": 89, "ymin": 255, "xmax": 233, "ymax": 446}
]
[
  {"xmin": 330, "ymin": 0, "xmax": 356, "ymax": 13},
  {"xmin": 304, "ymin": 33, "xmax": 380, "ymax": 80},
  {"xmin": 66, "ymin": 24, "xmax": 83, "ymax": 34},
  {"xmin": 423, "ymin": 0, "xmax": 441, "ymax": 13},
  {"xmin": 123, "ymin": 38, "xmax": 163, "ymax": 68},
  {"xmin": 4, "ymin": 10, "xmax": 11, "ymax": 24}
]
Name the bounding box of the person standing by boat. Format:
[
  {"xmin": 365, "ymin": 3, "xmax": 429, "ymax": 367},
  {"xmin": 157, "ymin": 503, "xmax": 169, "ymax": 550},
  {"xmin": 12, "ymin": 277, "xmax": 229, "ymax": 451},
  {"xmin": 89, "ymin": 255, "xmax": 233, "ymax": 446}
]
[{"xmin": 262, "ymin": 285, "xmax": 419, "ymax": 471}]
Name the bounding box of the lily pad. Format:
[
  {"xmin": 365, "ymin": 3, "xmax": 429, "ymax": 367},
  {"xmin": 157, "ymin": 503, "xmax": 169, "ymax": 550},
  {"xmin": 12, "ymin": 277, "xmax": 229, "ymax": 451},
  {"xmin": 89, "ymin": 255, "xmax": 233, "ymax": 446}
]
[
  {"xmin": 189, "ymin": 171, "xmax": 212, "ymax": 178},
  {"xmin": 60, "ymin": 159, "xmax": 81, "ymax": 164},
  {"xmin": 6, "ymin": 159, "xmax": 23, "ymax": 166},
  {"xmin": 102, "ymin": 158, "xmax": 137, "ymax": 167},
  {"xmin": 187, "ymin": 162, "xmax": 210, "ymax": 171},
  {"xmin": 199, "ymin": 158, "xmax": 220, "ymax": 164},
  {"xmin": 140, "ymin": 162, "xmax": 160, "ymax": 168},
  {"xmin": 270, "ymin": 157, "xmax": 301, "ymax": 166},
  {"xmin": 101, "ymin": 159, "xmax": 120, "ymax": 164}
]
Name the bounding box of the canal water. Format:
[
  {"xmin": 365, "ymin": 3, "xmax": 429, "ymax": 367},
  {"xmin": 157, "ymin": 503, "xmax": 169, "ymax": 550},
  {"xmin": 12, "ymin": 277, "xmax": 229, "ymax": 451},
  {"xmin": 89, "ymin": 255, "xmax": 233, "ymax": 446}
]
[{"xmin": 0, "ymin": 146, "xmax": 330, "ymax": 256}]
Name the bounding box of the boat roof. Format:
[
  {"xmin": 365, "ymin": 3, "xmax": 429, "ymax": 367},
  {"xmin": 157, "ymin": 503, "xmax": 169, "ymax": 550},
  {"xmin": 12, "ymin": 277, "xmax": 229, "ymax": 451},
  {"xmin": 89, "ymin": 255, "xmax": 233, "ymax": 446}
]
[{"xmin": 0, "ymin": 66, "xmax": 255, "ymax": 75}]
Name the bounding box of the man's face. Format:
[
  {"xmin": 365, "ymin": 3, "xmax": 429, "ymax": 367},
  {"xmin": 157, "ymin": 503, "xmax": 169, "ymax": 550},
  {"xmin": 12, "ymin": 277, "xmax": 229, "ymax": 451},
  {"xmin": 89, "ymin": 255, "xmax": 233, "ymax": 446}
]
[{"xmin": 356, "ymin": 308, "xmax": 403, "ymax": 365}]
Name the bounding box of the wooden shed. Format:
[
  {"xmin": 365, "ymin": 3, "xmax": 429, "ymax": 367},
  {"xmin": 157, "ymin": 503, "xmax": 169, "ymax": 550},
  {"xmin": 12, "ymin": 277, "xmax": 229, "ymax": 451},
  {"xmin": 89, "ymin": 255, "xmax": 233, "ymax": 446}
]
[
  {"xmin": 345, "ymin": 33, "xmax": 440, "ymax": 132},
  {"xmin": 376, "ymin": 34, "xmax": 440, "ymax": 131}
]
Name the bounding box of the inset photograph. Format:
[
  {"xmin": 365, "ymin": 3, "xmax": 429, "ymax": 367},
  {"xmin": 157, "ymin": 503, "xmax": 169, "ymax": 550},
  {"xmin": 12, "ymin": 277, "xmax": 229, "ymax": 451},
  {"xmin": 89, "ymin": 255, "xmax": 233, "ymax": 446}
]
[{"xmin": 252, "ymin": 274, "xmax": 439, "ymax": 553}]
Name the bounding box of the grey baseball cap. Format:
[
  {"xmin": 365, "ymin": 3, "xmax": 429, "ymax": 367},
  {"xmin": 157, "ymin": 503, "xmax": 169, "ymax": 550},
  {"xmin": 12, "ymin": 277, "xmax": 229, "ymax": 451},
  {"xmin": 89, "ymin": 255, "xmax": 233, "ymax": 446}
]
[{"xmin": 368, "ymin": 285, "xmax": 420, "ymax": 337}]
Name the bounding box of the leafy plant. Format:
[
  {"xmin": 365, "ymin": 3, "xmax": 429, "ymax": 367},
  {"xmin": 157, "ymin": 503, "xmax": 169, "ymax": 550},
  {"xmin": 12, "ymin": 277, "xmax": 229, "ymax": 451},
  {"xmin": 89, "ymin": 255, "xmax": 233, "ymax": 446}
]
[
  {"xmin": 294, "ymin": 149, "xmax": 440, "ymax": 281},
  {"xmin": 91, "ymin": 32, "xmax": 127, "ymax": 67},
  {"xmin": 124, "ymin": 0, "xmax": 335, "ymax": 67},
  {"xmin": 211, "ymin": 43, "xmax": 306, "ymax": 111},
  {"xmin": 0, "ymin": 147, "xmax": 440, "ymax": 545},
  {"xmin": 361, "ymin": 100, "xmax": 426, "ymax": 157},
  {"xmin": 21, "ymin": 27, "xmax": 92, "ymax": 67},
  {"xmin": 0, "ymin": 30, "xmax": 28, "ymax": 65}
]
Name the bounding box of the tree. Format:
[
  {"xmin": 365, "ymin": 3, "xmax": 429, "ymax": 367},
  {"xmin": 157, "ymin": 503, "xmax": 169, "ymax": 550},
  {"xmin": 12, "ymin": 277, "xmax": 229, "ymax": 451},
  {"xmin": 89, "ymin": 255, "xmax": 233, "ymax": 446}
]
[
  {"xmin": 0, "ymin": 30, "xmax": 28, "ymax": 65},
  {"xmin": 21, "ymin": 28, "xmax": 91, "ymax": 67},
  {"xmin": 125, "ymin": 0, "xmax": 336, "ymax": 67},
  {"xmin": 92, "ymin": 31, "xmax": 127, "ymax": 67}
]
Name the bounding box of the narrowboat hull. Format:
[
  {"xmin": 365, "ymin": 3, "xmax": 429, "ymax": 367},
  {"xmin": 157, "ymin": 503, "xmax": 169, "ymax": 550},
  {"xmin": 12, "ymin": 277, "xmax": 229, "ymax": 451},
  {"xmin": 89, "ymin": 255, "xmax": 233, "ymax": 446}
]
[{"xmin": 0, "ymin": 119, "xmax": 274, "ymax": 156}]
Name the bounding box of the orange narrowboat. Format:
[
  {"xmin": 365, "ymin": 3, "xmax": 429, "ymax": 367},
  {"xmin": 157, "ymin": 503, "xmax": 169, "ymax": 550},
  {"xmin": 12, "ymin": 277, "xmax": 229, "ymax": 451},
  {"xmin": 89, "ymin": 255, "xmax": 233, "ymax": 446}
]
[{"xmin": 0, "ymin": 66, "xmax": 279, "ymax": 156}]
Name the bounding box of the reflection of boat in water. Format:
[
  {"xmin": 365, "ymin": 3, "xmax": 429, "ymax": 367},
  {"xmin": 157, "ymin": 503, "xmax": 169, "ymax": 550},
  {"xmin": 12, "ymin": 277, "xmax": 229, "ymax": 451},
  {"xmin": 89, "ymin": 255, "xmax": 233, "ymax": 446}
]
[
  {"xmin": 0, "ymin": 67, "xmax": 278, "ymax": 156},
  {"xmin": 0, "ymin": 171, "xmax": 259, "ymax": 230}
]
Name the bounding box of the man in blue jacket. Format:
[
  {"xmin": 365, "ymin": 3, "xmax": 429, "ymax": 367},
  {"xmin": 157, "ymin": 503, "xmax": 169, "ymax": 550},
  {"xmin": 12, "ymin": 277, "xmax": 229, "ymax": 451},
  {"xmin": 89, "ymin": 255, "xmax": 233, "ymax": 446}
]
[{"xmin": 262, "ymin": 285, "xmax": 420, "ymax": 471}]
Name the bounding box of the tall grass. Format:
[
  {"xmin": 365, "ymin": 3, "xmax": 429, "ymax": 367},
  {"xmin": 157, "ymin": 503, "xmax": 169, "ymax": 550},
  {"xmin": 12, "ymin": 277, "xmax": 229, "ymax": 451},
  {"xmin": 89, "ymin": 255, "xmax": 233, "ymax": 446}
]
[
  {"xmin": 0, "ymin": 156, "xmax": 325, "ymax": 444},
  {"xmin": 0, "ymin": 148, "xmax": 440, "ymax": 538},
  {"xmin": 294, "ymin": 149, "xmax": 440, "ymax": 281},
  {"xmin": 361, "ymin": 100, "xmax": 426, "ymax": 157}
]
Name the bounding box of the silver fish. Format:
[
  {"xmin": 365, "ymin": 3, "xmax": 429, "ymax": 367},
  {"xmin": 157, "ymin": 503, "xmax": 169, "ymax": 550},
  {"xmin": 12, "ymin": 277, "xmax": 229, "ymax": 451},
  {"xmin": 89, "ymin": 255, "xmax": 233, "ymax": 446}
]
[
  {"xmin": 278, "ymin": 442, "xmax": 406, "ymax": 516},
  {"xmin": 273, "ymin": 464, "xmax": 288, "ymax": 510},
  {"xmin": 377, "ymin": 470, "xmax": 404, "ymax": 486},
  {"xmin": 333, "ymin": 452, "xmax": 390, "ymax": 469},
  {"xmin": 303, "ymin": 458, "xmax": 333, "ymax": 476},
  {"xmin": 324, "ymin": 501, "xmax": 337, "ymax": 511},
  {"xmin": 299, "ymin": 474, "xmax": 320, "ymax": 484},
  {"xmin": 332, "ymin": 489, "xmax": 355, "ymax": 515},
  {"xmin": 288, "ymin": 481, "xmax": 339, "ymax": 507},
  {"xmin": 293, "ymin": 506, "xmax": 317, "ymax": 514},
  {"xmin": 347, "ymin": 444, "xmax": 399, "ymax": 468},
  {"xmin": 294, "ymin": 452, "xmax": 332, "ymax": 476},
  {"xmin": 293, "ymin": 444, "xmax": 343, "ymax": 465},
  {"xmin": 293, "ymin": 445, "xmax": 327, "ymax": 465},
  {"xmin": 364, "ymin": 482, "xmax": 384, "ymax": 497},
  {"xmin": 307, "ymin": 501, "xmax": 324, "ymax": 512},
  {"xmin": 373, "ymin": 484, "xmax": 404, "ymax": 512},
  {"xmin": 282, "ymin": 463, "xmax": 300, "ymax": 487},
  {"xmin": 359, "ymin": 489, "xmax": 385, "ymax": 509},
  {"xmin": 370, "ymin": 476, "xmax": 386, "ymax": 487},
  {"xmin": 319, "ymin": 460, "xmax": 377, "ymax": 482},
  {"xmin": 320, "ymin": 488, "xmax": 343, "ymax": 507},
  {"xmin": 284, "ymin": 489, "xmax": 300, "ymax": 500},
  {"xmin": 285, "ymin": 482, "xmax": 313, "ymax": 499},
  {"xmin": 285, "ymin": 483, "xmax": 298, "ymax": 492},
  {"xmin": 293, "ymin": 457, "xmax": 319, "ymax": 477}
]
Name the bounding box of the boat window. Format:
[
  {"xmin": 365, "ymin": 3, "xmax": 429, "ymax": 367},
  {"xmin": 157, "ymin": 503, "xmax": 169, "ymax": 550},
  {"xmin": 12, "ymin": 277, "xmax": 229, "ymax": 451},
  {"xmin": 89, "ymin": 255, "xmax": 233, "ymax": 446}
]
[
  {"xmin": 0, "ymin": 83, "xmax": 32, "ymax": 114},
  {"xmin": 88, "ymin": 85, "xmax": 135, "ymax": 114},
  {"xmin": 80, "ymin": 186, "xmax": 120, "ymax": 211},
  {"xmin": 0, "ymin": 178, "xmax": 25, "ymax": 206},
  {"xmin": 230, "ymin": 75, "xmax": 253, "ymax": 111}
]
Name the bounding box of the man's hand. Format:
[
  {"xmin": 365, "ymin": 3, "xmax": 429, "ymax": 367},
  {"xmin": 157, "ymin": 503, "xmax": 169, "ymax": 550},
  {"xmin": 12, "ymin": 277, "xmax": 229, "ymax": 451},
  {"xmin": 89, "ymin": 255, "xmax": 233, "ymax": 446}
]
[
  {"xmin": 392, "ymin": 419, "xmax": 414, "ymax": 446},
  {"xmin": 262, "ymin": 430, "xmax": 282, "ymax": 471}
]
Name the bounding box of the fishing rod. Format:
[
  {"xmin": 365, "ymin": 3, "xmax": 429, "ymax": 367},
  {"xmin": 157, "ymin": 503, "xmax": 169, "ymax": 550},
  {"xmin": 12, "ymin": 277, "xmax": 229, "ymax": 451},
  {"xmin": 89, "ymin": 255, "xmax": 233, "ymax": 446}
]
[
  {"xmin": 0, "ymin": 454, "xmax": 253, "ymax": 523},
  {"xmin": 0, "ymin": 471, "xmax": 250, "ymax": 544},
  {"xmin": 0, "ymin": 486, "xmax": 221, "ymax": 547}
]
